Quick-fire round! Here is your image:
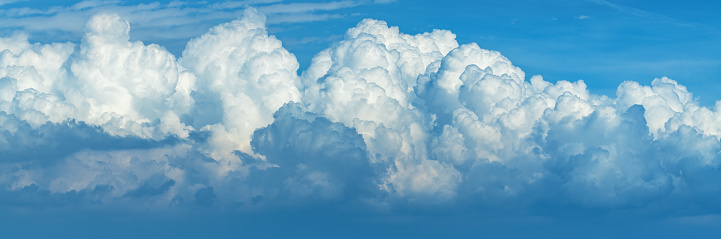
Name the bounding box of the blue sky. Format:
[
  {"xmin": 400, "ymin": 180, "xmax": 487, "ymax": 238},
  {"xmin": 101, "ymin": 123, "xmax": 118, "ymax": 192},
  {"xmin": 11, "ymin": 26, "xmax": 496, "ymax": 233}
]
[{"xmin": 1, "ymin": 0, "xmax": 721, "ymax": 238}]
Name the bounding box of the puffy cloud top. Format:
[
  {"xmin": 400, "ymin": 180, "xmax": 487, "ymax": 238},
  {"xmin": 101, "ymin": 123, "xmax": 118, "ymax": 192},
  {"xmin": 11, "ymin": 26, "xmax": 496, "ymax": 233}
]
[
  {"xmin": 181, "ymin": 8, "xmax": 302, "ymax": 156},
  {"xmin": 1, "ymin": 13, "xmax": 194, "ymax": 139},
  {"xmin": 1, "ymin": 9, "xmax": 720, "ymax": 220}
]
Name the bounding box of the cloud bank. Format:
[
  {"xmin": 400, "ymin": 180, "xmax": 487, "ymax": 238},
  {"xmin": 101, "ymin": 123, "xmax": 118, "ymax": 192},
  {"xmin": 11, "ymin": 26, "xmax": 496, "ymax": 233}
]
[{"xmin": 1, "ymin": 9, "xmax": 720, "ymax": 218}]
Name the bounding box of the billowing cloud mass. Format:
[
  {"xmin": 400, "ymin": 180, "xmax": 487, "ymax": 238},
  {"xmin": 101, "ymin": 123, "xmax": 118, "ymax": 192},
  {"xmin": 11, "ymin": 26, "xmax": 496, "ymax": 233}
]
[{"xmin": 1, "ymin": 9, "xmax": 720, "ymax": 217}]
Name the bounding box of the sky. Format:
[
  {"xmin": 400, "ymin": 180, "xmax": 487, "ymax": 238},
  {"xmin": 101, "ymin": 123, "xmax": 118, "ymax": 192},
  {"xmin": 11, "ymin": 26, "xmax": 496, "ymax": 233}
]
[{"xmin": 1, "ymin": 0, "xmax": 721, "ymax": 238}]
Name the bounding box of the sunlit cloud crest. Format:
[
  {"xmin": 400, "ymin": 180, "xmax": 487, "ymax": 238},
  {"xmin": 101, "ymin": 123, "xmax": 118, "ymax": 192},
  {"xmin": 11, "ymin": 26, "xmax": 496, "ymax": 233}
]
[{"xmin": 0, "ymin": 9, "xmax": 720, "ymax": 215}]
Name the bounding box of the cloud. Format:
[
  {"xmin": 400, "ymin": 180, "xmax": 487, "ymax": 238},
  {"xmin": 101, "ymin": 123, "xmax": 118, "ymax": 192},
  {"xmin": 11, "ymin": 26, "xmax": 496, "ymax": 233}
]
[
  {"xmin": 180, "ymin": 8, "xmax": 302, "ymax": 157},
  {"xmin": 1, "ymin": 9, "xmax": 721, "ymax": 222},
  {"xmin": 588, "ymin": 0, "xmax": 704, "ymax": 27},
  {"xmin": 0, "ymin": 0, "xmax": 377, "ymax": 46},
  {"xmin": 0, "ymin": 0, "xmax": 24, "ymax": 6},
  {"xmin": 300, "ymin": 18, "xmax": 461, "ymax": 202},
  {"xmin": 0, "ymin": 13, "xmax": 194, "ymax": 140},
  {"xmin": 248, "ymin": 103, "xmax": 378, "ymax": 204},
  {"xmin": 256, "ymin": 1, "xmax": 359, "ymax": 14}
]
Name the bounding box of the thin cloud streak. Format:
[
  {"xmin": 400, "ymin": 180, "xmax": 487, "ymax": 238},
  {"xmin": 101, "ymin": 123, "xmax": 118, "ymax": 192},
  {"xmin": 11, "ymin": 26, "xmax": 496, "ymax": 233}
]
[
  {"xmin": 0, "ymin": 0, "xmax": 374, "ymax": 44},
  {"xmin": 589, "ymin": 0, "xmax": 706, "ymax": 28}
]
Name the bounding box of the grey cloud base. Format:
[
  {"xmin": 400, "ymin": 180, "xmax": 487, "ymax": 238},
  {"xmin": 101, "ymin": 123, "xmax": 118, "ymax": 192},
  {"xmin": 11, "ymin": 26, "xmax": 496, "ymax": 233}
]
[{"xmin": 1, "ymin": 8, "xmax": 721, "ymax": 219}]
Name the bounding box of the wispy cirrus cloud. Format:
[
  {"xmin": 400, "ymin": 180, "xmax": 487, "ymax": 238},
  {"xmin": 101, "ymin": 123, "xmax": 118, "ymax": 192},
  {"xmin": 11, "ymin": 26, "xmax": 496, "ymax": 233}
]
[
  {"xmin": 0, "ymin": 0, "xmax": 25, "ymax": 6},
  {"xmin": 257, "ymin": 1, "xmax": 359, "ymax": 14},
  {"xmin": 588, "ymin": 0, "xmax": 705, "ymax": 27},
  {"xmin": 0, "ymin": 0, "xmax": 375, "ymax": 45}
]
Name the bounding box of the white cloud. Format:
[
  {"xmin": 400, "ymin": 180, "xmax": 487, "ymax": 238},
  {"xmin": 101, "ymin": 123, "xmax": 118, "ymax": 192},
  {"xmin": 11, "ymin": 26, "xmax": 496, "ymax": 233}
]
[
  {"xmin": 1, "ymin": 9, "xmax": 721, "ymax": 217},
  {"xmin": 180, "ymin": 8, "xmax": 302, "ymax": 158},
  {"xmin": 300, "ymin": 18, "xmax": 461, "ymax": 202},
  {"xmin": 0, "ymin": 13, "xmax": 195, "ymax": 139}
]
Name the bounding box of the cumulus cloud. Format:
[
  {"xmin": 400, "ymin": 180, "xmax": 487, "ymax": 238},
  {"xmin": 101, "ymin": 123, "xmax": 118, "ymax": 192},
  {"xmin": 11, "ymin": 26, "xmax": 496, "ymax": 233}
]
[
  {"xmin": 0, "ymin": 13, "xmax": 194, "ymax": 140},
  {"xmin": 180, "ymin": 8, "xmax": 301, "ymax": 158},
  {"xmin": 248, "ymin": 103, "xmax": 377, "ymax": 204},
  {"xmin": 300, "ymin": 18, "xmax": 462, "ymax": 202},
  {"xmin": 1, "ymin": 9, "xmax": 721, "ymax": 219}
]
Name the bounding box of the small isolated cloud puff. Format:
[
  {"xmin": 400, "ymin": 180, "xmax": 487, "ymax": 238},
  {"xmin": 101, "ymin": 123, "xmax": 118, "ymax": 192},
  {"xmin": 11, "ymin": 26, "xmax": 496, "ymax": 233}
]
[{"xmin": 1, "ymin": 9, "xmax": 721, "ymax": 217}]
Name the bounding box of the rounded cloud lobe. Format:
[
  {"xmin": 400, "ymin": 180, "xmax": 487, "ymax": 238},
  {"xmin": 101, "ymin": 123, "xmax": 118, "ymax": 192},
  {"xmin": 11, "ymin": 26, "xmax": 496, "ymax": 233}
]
[{"xmin": 1, "ymin": 9, "xmax": 720, "ymax": 217}]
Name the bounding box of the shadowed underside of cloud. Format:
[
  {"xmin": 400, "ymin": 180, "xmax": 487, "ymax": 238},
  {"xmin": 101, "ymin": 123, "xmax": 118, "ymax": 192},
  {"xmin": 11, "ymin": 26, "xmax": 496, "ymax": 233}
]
[{"xmin": 1, "ymin": 8, "xmax": 720, "ymax": 220}]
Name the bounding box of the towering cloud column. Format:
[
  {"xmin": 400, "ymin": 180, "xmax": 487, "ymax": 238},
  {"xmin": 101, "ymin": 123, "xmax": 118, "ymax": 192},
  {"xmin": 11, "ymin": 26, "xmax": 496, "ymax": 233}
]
[
  {"xmin": 180, "ymin": 8, "xmax": 302, "ymax": 160},
  {"xmin": 301, "ymin": 19, "xmax": 463, "ymax": 202}
]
